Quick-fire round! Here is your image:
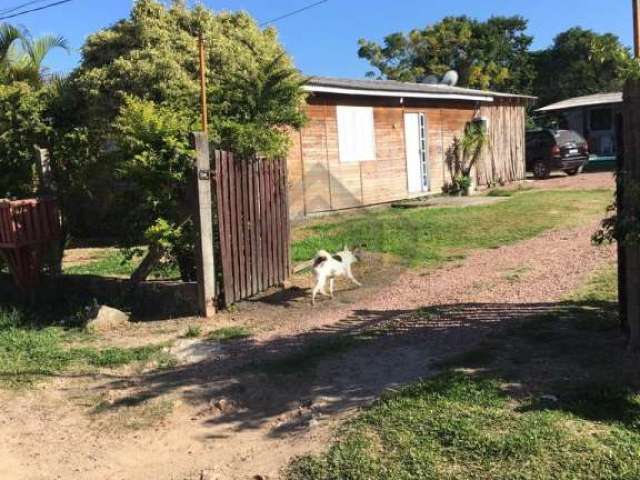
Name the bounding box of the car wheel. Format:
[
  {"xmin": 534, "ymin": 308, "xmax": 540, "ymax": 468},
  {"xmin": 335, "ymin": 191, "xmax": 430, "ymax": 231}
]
[{"xmin": 533, "ymin": 161, "xmax": 551, "ymax": 179}]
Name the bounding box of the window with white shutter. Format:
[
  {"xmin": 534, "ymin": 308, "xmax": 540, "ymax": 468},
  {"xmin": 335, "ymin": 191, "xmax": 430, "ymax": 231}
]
[{"xmin": 336, "ymin": 106, "xmax": 376, "ymax": 163}]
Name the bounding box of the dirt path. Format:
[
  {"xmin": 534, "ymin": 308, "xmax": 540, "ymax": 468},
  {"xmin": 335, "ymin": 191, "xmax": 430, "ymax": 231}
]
[{"xmin": 0, "ymin": 210, "xmax": 616, "ymax": 480}]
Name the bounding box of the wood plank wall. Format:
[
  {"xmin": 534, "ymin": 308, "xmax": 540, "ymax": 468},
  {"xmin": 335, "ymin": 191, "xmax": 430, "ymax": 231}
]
[
  {"xmin": 288, "ymin": 94, "xmax": 527, "ymax": 218},
  {"xmin": 478, "ymin": 98, "xmax": 527, "ymax": 186}
]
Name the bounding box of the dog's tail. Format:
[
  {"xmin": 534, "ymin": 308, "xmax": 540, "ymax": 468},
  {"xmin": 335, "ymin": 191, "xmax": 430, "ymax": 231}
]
[{"xmin": 313, "ymin": 250, "xmax": 331, "ymax": 268}]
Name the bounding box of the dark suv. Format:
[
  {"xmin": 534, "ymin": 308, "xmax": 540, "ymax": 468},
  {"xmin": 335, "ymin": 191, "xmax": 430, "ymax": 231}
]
[{"xmin": 526, "ymin": 129, "xmax": 590, "ymax": 179}]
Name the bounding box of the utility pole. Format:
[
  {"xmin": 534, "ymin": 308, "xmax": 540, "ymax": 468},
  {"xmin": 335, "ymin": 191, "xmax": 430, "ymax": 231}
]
[
  {"xmin": 633, "ymin": 0, "xmax": 640, "ymax": 58},
  {"xmin": 198, "ymin": 32, "xmax": 209, "ymax": 132},
  {"xmin": 193, "ymin": 31, "xmax": 216, "ymax": 317}
]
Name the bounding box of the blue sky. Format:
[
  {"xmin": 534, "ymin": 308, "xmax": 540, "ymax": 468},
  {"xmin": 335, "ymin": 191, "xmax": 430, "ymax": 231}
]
[{"xmin": 7, "ymin": 0, "xmax": 637, "ymax": 77}]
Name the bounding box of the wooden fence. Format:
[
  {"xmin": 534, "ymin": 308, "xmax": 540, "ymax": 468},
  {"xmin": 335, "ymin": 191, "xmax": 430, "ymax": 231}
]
[
  {"xmin": 0, "ymin": 197, "xmax": 60, "ymax": 290},
  {"xmin": 213, "ymin": 151, "xmax": 290, "ymax": 306}
]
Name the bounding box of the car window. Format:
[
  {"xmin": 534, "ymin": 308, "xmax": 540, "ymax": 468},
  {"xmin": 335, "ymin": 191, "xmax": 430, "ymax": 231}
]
[
  {"xmin": 554, "ymin": 130, "xmax": 586, "ymax": 145},
  {"xmin": 526, "ymin": 131, "xmax": 544, "ymax": 146}
]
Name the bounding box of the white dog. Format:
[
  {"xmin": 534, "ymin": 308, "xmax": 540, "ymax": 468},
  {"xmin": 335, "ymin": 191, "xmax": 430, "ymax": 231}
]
[{"xmin": 311, "ymin": 246, "xmax": 362, "ymax": 305}]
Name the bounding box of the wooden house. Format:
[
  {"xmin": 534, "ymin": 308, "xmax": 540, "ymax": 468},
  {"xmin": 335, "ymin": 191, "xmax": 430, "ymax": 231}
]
[{"xmin": 287, "ymin": 76, "xmax": 534, "ymax": 218}]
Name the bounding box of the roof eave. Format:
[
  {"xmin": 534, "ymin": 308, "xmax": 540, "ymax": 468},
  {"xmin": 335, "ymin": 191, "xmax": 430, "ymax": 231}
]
[
  {"xmin": 303, "ymin": 85, "xmax": 494, "ymax": 103},
  {"xmin": 537, "ymin": 101, "xmax": 622, "ymax": 113}
]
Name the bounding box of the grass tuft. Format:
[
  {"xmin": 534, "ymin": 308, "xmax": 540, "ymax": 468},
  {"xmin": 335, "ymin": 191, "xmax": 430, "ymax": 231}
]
[
  {"xmin": 207, "ymin": 326, "xmax": 252, "ymax": 343},
  {"xmin": 487, "ymin": 188, "xmax": 515, "ymax": 197},
  {"xmin": 183, "ymin": 325, "xmax": 202, "ymax": 338}
]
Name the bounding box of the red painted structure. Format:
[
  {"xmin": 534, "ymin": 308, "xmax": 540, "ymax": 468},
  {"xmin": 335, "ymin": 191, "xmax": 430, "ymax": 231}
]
[{"xmin": 0, "ymin": 197, "xmax": 61, "ymax": 290}]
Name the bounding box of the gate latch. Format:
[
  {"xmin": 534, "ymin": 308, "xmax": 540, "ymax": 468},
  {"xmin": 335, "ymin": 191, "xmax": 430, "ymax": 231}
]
[{"xmin": 199, "ymin": 169, "xmax": 211, "ymax": 181}]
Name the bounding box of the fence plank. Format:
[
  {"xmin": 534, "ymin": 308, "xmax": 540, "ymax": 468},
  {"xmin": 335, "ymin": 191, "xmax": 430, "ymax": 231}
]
[
  {"xmin": 280, "ymin": 158, "xmax": 291, "ymax": 277},
  {"xmin": 226, "ymin": 152, "xmax": 239, "ymax": 303},
  {"xmin": 267, "ymin": 161, "xmax": 276, "ymax": 286},
  {"xmin": 248, "ymin": 159, "xmax": 258, "ymax": 296},
  {"xmin": 276, "ymin": 159, "xmax": 286, "ymax": 282},
  {"xmin": 241, "ymin": 158, "xmax": 252, "ymax": 296},
  {"xmin": 253, "ymin": 159, "xmax": 263, "ymax": 293},
  {"xmin": 260, "ymin": 160, "xmax": 270, "ymax": 289},
  {"xmin": 236, "ymin": 156, "xmax": 247, "ymax": 299}
]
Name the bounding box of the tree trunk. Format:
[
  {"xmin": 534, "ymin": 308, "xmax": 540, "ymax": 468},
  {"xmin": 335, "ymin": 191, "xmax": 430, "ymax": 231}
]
[{"xmin": 130, "ymin": 246, "xmax": 162, "ymax": 285}]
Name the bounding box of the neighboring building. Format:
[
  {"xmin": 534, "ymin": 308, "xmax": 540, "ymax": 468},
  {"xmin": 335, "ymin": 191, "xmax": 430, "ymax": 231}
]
[
  {"xmin": 536, "ymin": 92, "xmax": 623, "ymax": 165},
  {"xmin": 287, "ymin": 76, "xmax": 534, "ymax": 218}
]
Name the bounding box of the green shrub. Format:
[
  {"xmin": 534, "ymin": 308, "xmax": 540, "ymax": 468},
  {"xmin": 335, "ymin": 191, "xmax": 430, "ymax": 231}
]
[{"xmin": 0, "ymin": 82, "xmax": 51, "ymax": 198}]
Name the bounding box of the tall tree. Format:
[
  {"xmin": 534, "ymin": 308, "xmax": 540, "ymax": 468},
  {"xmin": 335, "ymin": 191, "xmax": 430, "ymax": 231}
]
[
  {"xmin": 358, "ymin": 16, "xmax": 534, "ymax": 93},
  {"xmin": 533, "ymin": 28, "xmax": 634, "ymax": 107},
  {"xmin": 60, "ymin": 0, "xmax": 307, "ymax": 278},
  {"xmin": 10, "ymin": 33, "xmax": 69, "ymax": 85},
  {"xmin": 0, "ymin": 22, "xmax": 68, "ymax": 86},
  {"xmin": 0, "ymin": 23, "xmax": 22, "ymax": 81},
  {"xmin": 71, "ymin": 0, "xmax": 305, "ymax": 156}
]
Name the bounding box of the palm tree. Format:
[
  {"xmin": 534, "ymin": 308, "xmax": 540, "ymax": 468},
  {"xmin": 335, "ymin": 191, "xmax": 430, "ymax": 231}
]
[
  {"xmin": 0, "ymin": 23, "xmax": 22, "ymax": 79},
  {"xmin": 0, "ymin": 22, "xmax": 69, "ymax": 85}
]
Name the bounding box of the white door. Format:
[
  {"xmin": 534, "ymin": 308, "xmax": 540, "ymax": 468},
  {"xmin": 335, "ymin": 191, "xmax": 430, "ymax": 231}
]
[{"xmin": 404, "ymin": 113, "xmax": 429, "ymax": 193}]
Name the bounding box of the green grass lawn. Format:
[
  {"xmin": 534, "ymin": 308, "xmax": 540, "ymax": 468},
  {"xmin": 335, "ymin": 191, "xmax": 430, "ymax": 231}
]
[
  {"xmin": 293, "ymin": 189, "xmax": 612, "ymax": 264},
  {"xmin": 286, "ymin": 267, "xmax": 640, "ymax": 480},
  {"xmin": 61, "ymin": 189, "xmax": 611, "ymax": 277},
  {"xmin": 63, "ymin": 249, "xmax": 141, "ymax": 277},
  {"xmin": 63, "ymin": 247, "xmax": 180, "ymax": 279},
  {"xmin": 0, "ymin": 307, "xmax": 175, "ymax": 388}
]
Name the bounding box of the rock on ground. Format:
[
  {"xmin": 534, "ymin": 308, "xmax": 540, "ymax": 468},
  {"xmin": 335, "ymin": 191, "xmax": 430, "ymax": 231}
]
[{"xmin": 85, "ymin": 306, "xmax": 130, "ymax": 333}]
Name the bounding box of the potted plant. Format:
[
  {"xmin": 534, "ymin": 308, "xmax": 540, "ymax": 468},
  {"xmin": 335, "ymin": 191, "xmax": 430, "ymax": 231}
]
[{"xmin": 447, "ymin": 121, "xmax": 487, "ymax": 196}]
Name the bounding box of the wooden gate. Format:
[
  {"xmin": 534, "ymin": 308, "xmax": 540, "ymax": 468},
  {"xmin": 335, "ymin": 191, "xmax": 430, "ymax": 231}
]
[
  {"xmin": 0, "ymin": 197, "xmax": 60, "ymax": 290},
  {"xmin": 213, "ymin": 151, "xmax": 290, "ymax": 305}
]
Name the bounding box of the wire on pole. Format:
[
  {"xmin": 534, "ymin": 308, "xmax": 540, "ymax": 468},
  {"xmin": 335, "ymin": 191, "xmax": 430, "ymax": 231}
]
[{"xmin": 0, "ymin": 0, "xmax": 74, "ymax": 21}]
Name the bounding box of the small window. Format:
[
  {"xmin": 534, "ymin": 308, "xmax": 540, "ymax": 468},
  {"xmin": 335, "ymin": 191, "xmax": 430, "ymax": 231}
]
[
  {"xmin": 337, "ymin": 106, "xmax": 376, "ymax": 163},
  {"xmin": 590, "ymin": 108, "xmax": 613, "ymax": 131}
]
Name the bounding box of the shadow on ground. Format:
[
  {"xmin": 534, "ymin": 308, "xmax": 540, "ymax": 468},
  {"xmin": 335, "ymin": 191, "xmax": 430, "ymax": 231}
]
[{"xmin": 93, "ymin": 296, "xmax": 637, "ymax": 439}]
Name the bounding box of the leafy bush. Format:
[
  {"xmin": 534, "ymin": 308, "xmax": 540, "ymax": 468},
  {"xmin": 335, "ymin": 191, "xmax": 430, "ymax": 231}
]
[
  {"xmin": 0, "ymin": 82, "xmax": 51, "ymax": 198},
  {"xmin": 114, "ymin": 97, "xmax": 196, "ymax": 279}
]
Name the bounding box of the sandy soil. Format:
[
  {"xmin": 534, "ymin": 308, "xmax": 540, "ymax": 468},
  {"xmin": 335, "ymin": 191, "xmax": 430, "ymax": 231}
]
[{"xmin": 0, "ymin": 173, "xmax": 617, "ymax": 480}]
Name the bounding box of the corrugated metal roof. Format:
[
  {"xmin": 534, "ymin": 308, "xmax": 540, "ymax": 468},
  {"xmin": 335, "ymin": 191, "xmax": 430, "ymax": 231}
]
[
  {"xmin": 304, "ymin": 76, "xmax": 536, "ymax": 102},
  {"xmin": 536, "ymin": 92, "xmax": 623, "ymax": 112}
]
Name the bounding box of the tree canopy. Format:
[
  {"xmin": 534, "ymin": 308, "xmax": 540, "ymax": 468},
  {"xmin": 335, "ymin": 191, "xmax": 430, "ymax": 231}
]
[
  {"xmin": 71, "ymin": 0, "xmax": 305, "ymax": 157},
  {"xmin": 0, "ymin": 23, "xmax": 68, "ymax": 86},
  {"xmin": 532, "ymin": 27, "xmax": 635, "ymax": 107},
  {"xmin": 58, "ymin": 0, "xmax": 307, "ymax": 278},
  {"xmin": 358, "ymin": 16, "xmax": 535, "ymax": 93}
]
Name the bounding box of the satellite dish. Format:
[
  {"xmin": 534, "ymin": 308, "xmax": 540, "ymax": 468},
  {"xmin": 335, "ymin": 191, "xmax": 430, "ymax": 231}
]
[
  {"xmin": 421, "ymin": 75, "xmax": 440, "ymax": 85},
  {"xmin": 440, "ymin": 70, "xmax": 459, "ymax": 87}
]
